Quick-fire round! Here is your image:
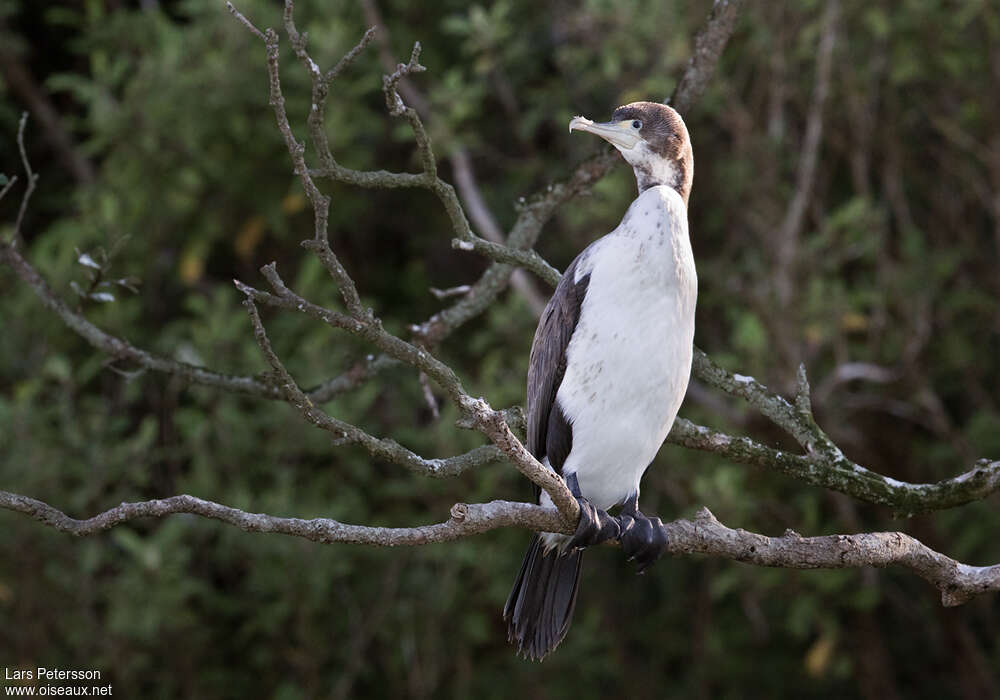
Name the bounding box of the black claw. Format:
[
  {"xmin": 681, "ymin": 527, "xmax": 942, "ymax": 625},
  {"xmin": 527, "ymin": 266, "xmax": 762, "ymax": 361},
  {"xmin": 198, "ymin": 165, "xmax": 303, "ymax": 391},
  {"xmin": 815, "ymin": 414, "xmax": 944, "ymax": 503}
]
[
  {"xmin": 619, "ymin": 509, "xmax": 669, "ymax": 572},
  {"xmin": 567, "ymin": 496, "xmax": 622, "ymax": 549}
]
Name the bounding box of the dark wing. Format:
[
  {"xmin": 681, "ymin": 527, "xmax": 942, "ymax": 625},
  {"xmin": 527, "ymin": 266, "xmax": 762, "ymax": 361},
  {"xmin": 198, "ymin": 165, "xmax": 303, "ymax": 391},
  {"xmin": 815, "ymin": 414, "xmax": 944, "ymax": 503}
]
[{"xmin": 526, "ymin": 256, "xmax": 591, "ymax": 476}]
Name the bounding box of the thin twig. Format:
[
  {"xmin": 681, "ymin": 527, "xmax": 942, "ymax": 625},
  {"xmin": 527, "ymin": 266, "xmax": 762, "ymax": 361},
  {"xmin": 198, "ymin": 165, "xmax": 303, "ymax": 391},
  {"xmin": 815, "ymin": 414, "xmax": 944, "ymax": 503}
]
[
  {"xmin": 225, "ymin": 1, "xmax": 266, "ymax": 41},
  {"xmin": 360, "ymin": 0, "xmax": 546, "ymax": 317},
  {"xmin": 449, "ymin": 149, "xmax": 548, "ymax": 315},
  {"xmin": 13, "ymin": 112, "xmax": 38, "ymax": 246},
  {"xmin": 0, "ymin": 173, "xmax": 18, "ymax": 204},
  {"xmin": 429, "ymin": 285, "xmax": 471, "ymax": 300},
  {"xmin": 419, "ymin": 371, "xmax": 441, "ymax": 420},
  {"xmin": 232, "ymin": 3, "xmax": 366, "ymax": 317}
]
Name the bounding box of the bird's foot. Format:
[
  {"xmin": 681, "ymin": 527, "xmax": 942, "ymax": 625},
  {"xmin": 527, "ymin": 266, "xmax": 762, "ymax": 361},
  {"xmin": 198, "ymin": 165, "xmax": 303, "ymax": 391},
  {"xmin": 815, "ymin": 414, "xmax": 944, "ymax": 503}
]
[
  {"xmin": 566, "ymin": 496, "xmax": 622, "ymax": 549},
  {"xmin": 619, "ymin": 507, "xmax": 669, "ymax": 574},
  {"xmin": 563, "ymin": 472, "xmax": 621, "ymax": 549}
]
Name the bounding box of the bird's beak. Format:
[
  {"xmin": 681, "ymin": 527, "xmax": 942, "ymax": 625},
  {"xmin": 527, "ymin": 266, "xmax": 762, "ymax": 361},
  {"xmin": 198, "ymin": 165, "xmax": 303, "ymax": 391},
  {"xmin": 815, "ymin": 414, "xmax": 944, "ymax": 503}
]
[{"xmin": 569, "ymin": 116, "xmax": 642, "ymax": 150}]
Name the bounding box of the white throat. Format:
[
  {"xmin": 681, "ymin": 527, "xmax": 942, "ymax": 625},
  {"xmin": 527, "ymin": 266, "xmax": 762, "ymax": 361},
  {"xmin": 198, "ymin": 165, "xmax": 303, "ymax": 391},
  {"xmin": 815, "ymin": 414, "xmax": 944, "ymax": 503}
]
[{"xmin": 616, "ymin": 141, "xmax": 685, "ymax": 195}]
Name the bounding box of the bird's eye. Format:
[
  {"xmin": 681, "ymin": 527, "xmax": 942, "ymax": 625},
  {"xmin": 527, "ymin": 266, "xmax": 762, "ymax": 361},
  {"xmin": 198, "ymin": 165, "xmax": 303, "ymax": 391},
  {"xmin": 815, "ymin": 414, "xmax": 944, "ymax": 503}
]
[{"xmin": 631, "ymin": 120, "xmax": 642, "ymax": 129}]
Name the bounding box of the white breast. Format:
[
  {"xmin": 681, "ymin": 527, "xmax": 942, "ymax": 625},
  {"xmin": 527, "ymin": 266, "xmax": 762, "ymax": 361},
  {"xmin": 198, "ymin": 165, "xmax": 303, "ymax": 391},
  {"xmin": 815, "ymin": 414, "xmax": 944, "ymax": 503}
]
[{"xmin": 553, "ymin": 185, "xmax": 697, "ymax": 511}]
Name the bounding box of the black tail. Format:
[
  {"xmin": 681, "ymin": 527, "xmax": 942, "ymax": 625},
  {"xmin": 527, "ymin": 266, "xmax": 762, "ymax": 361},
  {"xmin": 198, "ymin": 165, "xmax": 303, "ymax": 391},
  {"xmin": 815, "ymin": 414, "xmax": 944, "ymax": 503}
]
[{"xmin": 503, "ymin": 534, "xmax": 583, "ymax": 661}]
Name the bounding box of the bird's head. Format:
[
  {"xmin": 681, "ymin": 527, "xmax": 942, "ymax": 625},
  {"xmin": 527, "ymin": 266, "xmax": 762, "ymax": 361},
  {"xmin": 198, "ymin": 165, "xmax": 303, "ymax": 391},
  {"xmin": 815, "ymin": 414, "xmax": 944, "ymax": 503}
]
[{"xmin": 569, "ymin": 101, "xmax": 693, "ymax": 205}]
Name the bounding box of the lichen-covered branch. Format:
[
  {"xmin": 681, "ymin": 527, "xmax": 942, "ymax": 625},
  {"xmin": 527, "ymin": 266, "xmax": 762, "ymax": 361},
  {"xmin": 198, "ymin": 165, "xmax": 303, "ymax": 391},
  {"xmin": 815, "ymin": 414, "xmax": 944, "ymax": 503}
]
[
  {"xmin": 2, "ymin": 491, "xmax": 996, "ymax": 607},
  {"xmin": 668, "ymin": 418, "xmax": 1000, "ymax": 513},
  {"xmin": 234, "ymin": 265, "xmax": 469, "ymax": 406},
  {"xmin": 238, "ymin": 289, "xmax": 505, "ymax": 477},
  {"xmin": 233, "ymin": 270, "xmax": 578, "ymax": 520},
  {"xmin": 673, "ymin": 507, "xmax": 1000, "ymax": 608},
  {"xmin": 0, "ymin": 490, "xmax": 563, "ymax": 546},
  {"xmin": 683, "ymin": 350, "xmax": 1000, "ymax": 514}
]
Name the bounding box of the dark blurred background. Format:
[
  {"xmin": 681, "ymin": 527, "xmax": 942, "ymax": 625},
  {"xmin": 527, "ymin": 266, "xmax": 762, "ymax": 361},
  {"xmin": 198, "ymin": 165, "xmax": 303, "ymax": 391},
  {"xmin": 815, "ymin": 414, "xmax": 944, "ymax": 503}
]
[{"xmin": 1, "ymin": 0, "xmax": 999, "ymax": 697}]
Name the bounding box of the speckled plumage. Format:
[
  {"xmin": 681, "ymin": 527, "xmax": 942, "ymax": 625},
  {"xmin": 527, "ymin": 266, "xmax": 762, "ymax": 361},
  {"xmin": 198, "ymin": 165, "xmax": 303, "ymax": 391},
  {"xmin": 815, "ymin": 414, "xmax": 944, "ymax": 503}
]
[{"xmin": 543, "ymin": 184, "xmax": 696, "ymax": 517}]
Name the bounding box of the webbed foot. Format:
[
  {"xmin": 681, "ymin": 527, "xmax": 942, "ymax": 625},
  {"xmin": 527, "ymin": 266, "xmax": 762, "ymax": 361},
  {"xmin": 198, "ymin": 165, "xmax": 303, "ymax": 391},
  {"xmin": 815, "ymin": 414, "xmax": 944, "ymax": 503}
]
[
  {"xmin": 564, "ymin": 473, "xmax": 621, "ymax": 549},
  {"xmin": 618, "ymin": 494, "xmax": 669, "ymax": 573}
]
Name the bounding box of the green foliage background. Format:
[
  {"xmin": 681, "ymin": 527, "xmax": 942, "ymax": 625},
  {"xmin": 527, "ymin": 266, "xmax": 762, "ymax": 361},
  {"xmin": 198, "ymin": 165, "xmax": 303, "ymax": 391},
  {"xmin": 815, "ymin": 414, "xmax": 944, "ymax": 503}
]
[{"xmin": 2, "ymin": 0, "xmax": 999, "ymax": 697}]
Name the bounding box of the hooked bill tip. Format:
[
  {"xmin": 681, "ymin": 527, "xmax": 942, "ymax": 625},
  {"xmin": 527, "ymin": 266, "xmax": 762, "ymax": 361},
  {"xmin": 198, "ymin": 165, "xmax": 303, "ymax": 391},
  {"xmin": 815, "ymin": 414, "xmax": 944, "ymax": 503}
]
[{"xmin": 568, "ymin": 115, "xmax": 592, "ymax": 134}]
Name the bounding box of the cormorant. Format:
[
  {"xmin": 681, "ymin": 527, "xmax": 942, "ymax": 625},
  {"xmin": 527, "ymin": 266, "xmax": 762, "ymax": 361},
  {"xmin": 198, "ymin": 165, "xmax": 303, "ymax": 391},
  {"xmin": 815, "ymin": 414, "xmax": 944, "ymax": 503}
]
[{"xmin": 504, "ymin": 102, "xmax": 697, "ymax": 660}]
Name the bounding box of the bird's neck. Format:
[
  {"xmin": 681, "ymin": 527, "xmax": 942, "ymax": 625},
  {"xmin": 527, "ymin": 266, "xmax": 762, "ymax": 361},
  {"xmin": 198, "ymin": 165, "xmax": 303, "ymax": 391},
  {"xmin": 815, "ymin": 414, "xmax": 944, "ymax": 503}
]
[{"xmin": 631, "ymin": 153, "xmax": 693, "ymax": 206}]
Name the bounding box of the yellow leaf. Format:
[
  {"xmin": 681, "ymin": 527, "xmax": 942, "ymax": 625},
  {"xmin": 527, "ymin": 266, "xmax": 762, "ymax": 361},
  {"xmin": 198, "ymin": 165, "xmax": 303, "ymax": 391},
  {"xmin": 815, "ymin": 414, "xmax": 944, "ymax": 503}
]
[
  {"xmin": 281, "ymin": 192, "xmax": 307, "ymax": 215},
  {"xmin": 179, "ymin": 243, "xmax": 206, "ymax": 285},
  {"xmin": 840, "ymin": 312, "xmax": 869, "ymax": 332},
  {"xmin": 235, "ymin": 215, "xmax": 267, "ymax": 260},
  {"xmin": 804, "ymin": 634, "xmax": 835, "ymax": 677}
]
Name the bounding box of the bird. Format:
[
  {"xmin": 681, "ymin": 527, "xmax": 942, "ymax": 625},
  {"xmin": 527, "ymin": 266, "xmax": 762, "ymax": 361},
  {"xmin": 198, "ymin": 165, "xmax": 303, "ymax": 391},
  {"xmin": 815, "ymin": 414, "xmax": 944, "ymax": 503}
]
[{"xmin": 503, "ymin": 101, "xmax": 697, "ymax": 660}]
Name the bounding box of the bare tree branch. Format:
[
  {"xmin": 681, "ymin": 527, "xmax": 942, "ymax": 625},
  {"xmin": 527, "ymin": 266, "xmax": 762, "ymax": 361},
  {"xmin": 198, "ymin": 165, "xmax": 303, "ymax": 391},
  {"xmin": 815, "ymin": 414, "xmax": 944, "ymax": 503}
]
[
  {"xmin": 11, "ymin": 112, "xmax": 38, "ymax": 248},
  {"xmin": 360, "ymin": 0, "xmax": 548, "ymax": 316},
  {"xmin": 234, "ymin": 265, "xmax": 468, "ymax": 405},
  {"xmin": 225, "ymin": 2, "xmax": 265, "ymax": 40},
  {"xmin": 0, "ymin": 489, "xmax": 562, "ymax": 545},
  {"xmin": 0, "ymin": 174, "xmax": 17, "ymax": 204},
  {"xmin": 2, "ymin": 490, "xmax": 997, "ymax": 607}
]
